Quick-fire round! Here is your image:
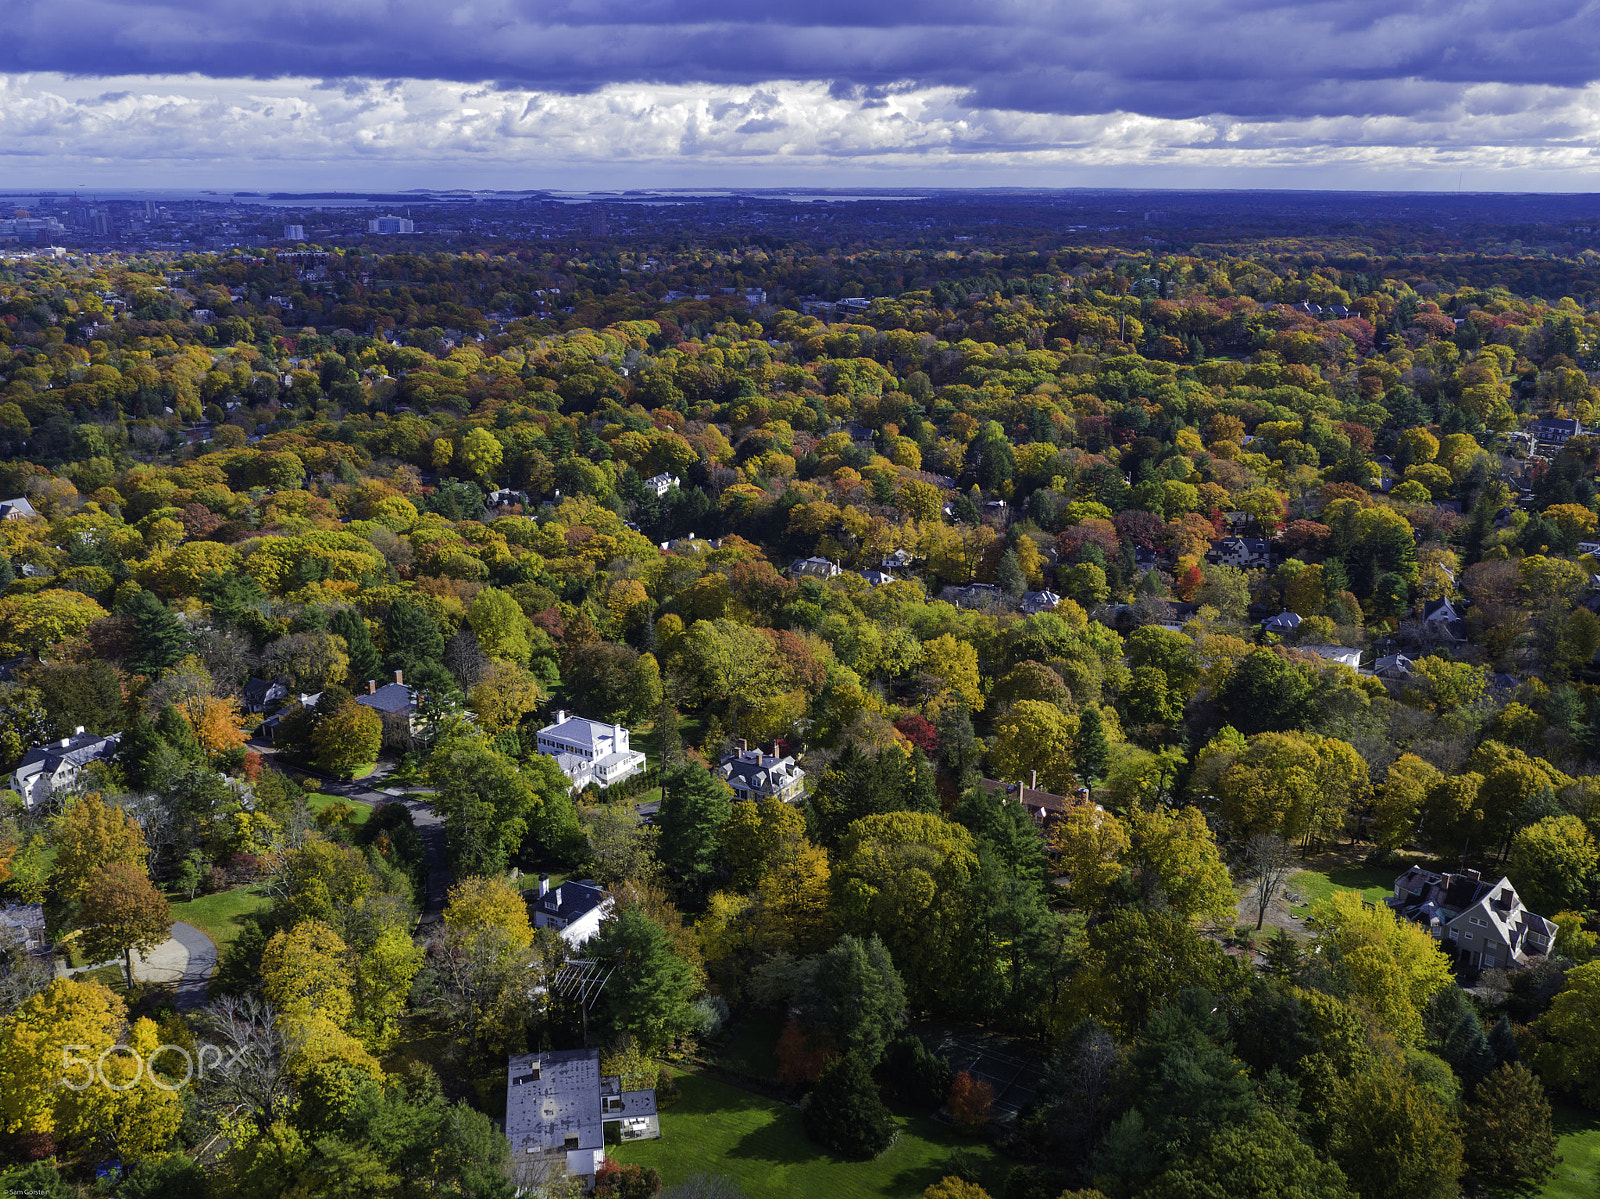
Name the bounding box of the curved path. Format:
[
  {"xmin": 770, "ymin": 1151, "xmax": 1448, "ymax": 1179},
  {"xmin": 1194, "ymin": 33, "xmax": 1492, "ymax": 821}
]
[{"xmin": 132, "ymin": 921, "xmax": 219, "ymax": 1009}]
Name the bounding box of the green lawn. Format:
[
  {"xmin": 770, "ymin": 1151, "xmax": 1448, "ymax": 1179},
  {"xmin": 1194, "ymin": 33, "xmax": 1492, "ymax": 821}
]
[
  {"xmin": 1532, "ymin": 1104, "xmax": 1600, "ymax": 1199},
  {"xmin": 167, "ymin": 886, "xmax": 271, "ymax": 952},
  {"xmin": 1289, "ymin": 859, "xmax": 1407, "ymax": 908},
  {"xmin": 307, "ymin": 792, "xmax": 373, "ymax": 825},
  {"xmin": 612, "ymin": 1070, "xmax": 1005, "ymax": 1199}
]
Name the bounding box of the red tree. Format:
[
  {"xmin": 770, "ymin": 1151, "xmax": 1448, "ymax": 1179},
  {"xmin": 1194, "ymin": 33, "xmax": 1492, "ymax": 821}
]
[{"xmin": 946, "ymin": 1070, "xmax": 995, "ymax": 1130}]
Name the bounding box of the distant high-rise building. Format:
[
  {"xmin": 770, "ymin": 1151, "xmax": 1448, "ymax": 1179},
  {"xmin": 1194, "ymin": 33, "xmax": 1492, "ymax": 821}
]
[
  {"xmin": 590, "ymin": 207, "xmax": 608, "ymax": 237},
  {"xmin": 367, "ymin": 216, "xmax": 413, "ymax": 234},
  {"xmin": 284, "ymin": 224, "xmax": 306, "ymax": 241}
]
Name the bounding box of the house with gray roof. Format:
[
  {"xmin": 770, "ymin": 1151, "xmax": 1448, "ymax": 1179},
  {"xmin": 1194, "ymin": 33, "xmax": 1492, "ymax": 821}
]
[
  {"xmin": 11, "ymin": 728, "xmax": 121, "ymax": 809},
  {"xmin": 529, "ymin": 875, "xmax": 613, "ymax": 947},
  {"xmin": 643, "ymin": 472, "xmax": 680, "ymax": 497},
  {"xmin": 1388, "ymin": 865, "xmax": 1557, "ymax": 970},
  {"xmin": 505, "ymin": 1047, "xmax": 659, "ymax": 1189},
  {"xmin": 535, "ymin": 711, "xmax": 646, "ymax": 791},
  {"xmin": 1020, "ymin": 589, "xmax": 1063, "ymax": 615},
  {"xmin": 1262, "ymin": 609, "xmax": 1302, "ymax": 635},
  {"xmin": 717, "ymin": 741, "xmax": 805, "ymax": 804},
  {"xmin": 0, "ymin": 497, "xmax": 37, "ymax": 521},
  {"xmin": 357, "ymin": 673, "xmax": 423, "ymax": 749}
]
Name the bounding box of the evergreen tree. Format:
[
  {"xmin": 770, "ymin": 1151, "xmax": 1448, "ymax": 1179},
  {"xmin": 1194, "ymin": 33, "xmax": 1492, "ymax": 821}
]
[
  {"xmin": 123, "ymin": 589, "xmax": 187, "ymax": 674},
  {"xmin": 0, "ymin": 555, "xmax": 14, "ymax": 592},
  {"xmin": 800, "ymin": 934, "xmax": 907, "ymax": 1069},
  {"xmin": 802, "ymin": 1053, "xmax": 898, "ymax": 1159},
  {"xmin": 1487, "ymin": 1015, "xmax": 1520, "ymax": 1068},
  {"xmin": 384, "ymin": 599, "xmax": 445, "ymax": 669},
  {"xmin": 1444, "ymin": 1011, "xmax": 1495, "ymax": 1095},
  {"xmin": 656, "ymin": 761, "xmax": 733, "ymax": 904},
  {"xmin": 1074, "ymin": 705, "xmax": 1109, "ymax": 800},
  {"xmin": 996, "ymin": 549, "xmax": 1027, "ymax": 598},
  {"xmin": 1463, "ymin": 1063, "xmax": 1559, "ymax": 1186},
  {"xmin": 330, "ymin": 606, "xmax": 383, "ymax": 686}
]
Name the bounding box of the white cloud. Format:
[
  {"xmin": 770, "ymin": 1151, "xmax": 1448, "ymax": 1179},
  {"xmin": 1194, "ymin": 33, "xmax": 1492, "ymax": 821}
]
[{"xmin": 5, "ymin": 73, "xmax": 1600, "ymax": 189}]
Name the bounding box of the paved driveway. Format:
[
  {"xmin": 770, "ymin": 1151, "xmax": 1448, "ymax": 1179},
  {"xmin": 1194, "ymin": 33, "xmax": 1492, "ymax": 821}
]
[{"xmin": 132, "ymin": 921, "xmax": 218, "ymax": 1009}]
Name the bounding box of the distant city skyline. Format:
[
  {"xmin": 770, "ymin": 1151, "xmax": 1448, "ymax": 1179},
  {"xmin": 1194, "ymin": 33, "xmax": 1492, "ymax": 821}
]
[{"xmin": 5, "ymin": 3, "xmax": 1600, "ymax": 190}]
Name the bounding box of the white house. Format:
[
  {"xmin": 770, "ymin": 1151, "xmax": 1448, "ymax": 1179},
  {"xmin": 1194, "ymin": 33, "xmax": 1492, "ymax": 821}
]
[
  {"xmin": 643, "ymin": 472, "xmax": 680, "ymax": 497},
  {"xmin": 505, "ymin": 1047, "xmax": 659, "ymax": 1188},
  {"xmin": 0, "ymin": 498, "xmax": 38, "ymax": 521},
  {"xmin": 1020, "ymin": 589, "xmax": 1063, "ymax": 615},
  {"xmin": 1207, "ymin": 537, "xmax": 1271, "ymax": 568},
  {"xmin": 529, "ymin": 875, "xmax": 613, "ymax": 947},
  {"xmin": 535, "ymin": 711, "xmax": 646, "ymax": 790},
  {"xmin": 1301, "ymin": 644, "xmax": 1362, "ymax": 669},
  {"xmin": 11, "ymin": 728, "xmax": 121, "ymax": 808}
]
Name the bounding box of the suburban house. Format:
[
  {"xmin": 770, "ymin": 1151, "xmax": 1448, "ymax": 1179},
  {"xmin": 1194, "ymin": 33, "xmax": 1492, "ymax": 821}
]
[
  {"xmin": 11, "ymin": 728, "xmax": 122, "ymax": 808},
  {"xmin": 717, "ymin": 741, "xmax": 806, "ymax": 803},
  {"xmin": 505, "ymin": 1047, "xmax": 659, "ymax": 1189},
  {"xmin": 1207, "ymin": 536, "xmax": 1272, "ymax": 568},
  {"xmin": 487, "ymin": 488, "xmax": 530, "ymax": 508},
  {"xmin": 859, "ymin": 569, "xmax": 897, "ymax": 587},
  {"xmin": 882, "ymin": 548, "xmax": 915, "ymax": 571},
  {"xmin": 980, "ymin": 774, "xmax": 1096, "ymax": 833},
  {"xmin": 535, "ymin": 711, "xmax": 647, "ymax": 790},
  {"xmin": 529, "ymin": 875, "xmax": 613, "ymax": 947},
  {"xmin": 1263, "ymin": 609, "xmax": 1303, "ymax": 635},
  {"xmin": 643, "ymin": 472, "xmax": 679, "ymax": 497},
  {"xmin": 0, "ymin": 497, "xmax": 38, "ymax": 521},
  {"xmin": 1020, "ymin": 589, "xmax": 1064, "ymax": 615},
  {"xmin": 0, "ymin": 903, "xmax": 48, "ymax": 954},
  {"xmin": 357, "ymin": 673, "xmax": 424, "ymax": 750},
  {"xmin": 1388, "ymin": 866, "xmax": 1558, "ymax": 970},
  {"xmin": 790, "ymin": 556, "xmax": 843, "ymax": 579},
  {"xmin": 1422, "ymin": 598, "xmax": 1469, "ymax": 642},
  {"xmin": 1529, "ymin": 415, "xmax": 1584, "ymax": 445},
  {"xmin": 241, "ymin": 677, "xmax": 289, "ymax": 715},
  {"xmin": 1374, "ymin": 652, "xmax": 1416, "ymax": 678},
  {"xmin": 1301, "ymin": 644, "xmax": 1362, "ymax": 669}
]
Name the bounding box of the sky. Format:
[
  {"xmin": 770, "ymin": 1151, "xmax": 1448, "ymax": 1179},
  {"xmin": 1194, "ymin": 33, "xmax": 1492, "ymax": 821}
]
[{"xmin": 6, "ymin": 0, "xmax": 1600, "ymax": 191}]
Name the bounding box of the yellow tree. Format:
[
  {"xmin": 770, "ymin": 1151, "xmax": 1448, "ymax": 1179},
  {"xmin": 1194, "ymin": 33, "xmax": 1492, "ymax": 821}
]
[
  {"xmin": 988, "ymin": 700, "xmax": 1078, "ymax": 795},
  {"xmin": 1309, "ymin": 890, "xmax": 1454, "ymax": 1045},
  {"xmin": 54, "ymin": 792, "xmax": 148, "ymax": 902},
  {"xmin": 468, "ymin": 658, "xmax": 545, "ymax": 734},
  {"xmin": 721, "ymin": 798, "xmax": 808, "ymax": 891},
  {"xmin": 262, "ymin": 919, "xmax": 355, "ymax": 1032},
  {"xmin": 1126, "ymin": 804, "xmax": 1237, "ymax": 924},
  {"xmin": 0, "ymin": 977, "xmax": 126, "ymax": 1137},
  {"xmin": 920, "ymin": 633, "xmax": 985, "ymax": 712},
  {"xmin": 78, "ymin": 862, "xmax": 172, "ymax": 987},
  {"xmin": 1053, "ymin": 806, "xmax": 1131, "ymax": 911},
  {"xmin": 1372, "ymin": 755, "xmax": 1442, "ymax": 850},
  {"xmin": 443, "ymin": 875, "xmax": 534, "ymax": 953}
]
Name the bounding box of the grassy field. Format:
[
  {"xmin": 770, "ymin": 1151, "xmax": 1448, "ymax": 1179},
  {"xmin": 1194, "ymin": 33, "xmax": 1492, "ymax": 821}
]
[
  {"xmin": 612, "ymin": 1069, "xmax": 1005, "ymax": 1199},
  {"xmin": 306, "ymin": 792, "xmax": 374, "ymax": 824},
  {"xmin": 167, "ymin": 885, "xmax": 270, "ymax": 952},
  {"xmin": 1530, "ymin": 1104, "xmax": 1600, "ymax": 1199},
  {"xmin": 1289, "ymin": 859, "xmax": 1405, "ymax": 907}
]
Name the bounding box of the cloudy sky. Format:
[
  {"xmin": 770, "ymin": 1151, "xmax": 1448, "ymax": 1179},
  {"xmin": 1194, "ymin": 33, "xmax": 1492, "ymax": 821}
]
[{"xmin": 6, "ymin": 0, "xmax": 1600, "ymax": 190}]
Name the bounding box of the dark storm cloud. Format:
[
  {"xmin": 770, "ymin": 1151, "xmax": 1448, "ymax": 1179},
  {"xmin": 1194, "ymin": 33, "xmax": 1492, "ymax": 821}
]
[{"xmin": 6, "ymin": 0, "xmax": 1600, "ymax": 121}]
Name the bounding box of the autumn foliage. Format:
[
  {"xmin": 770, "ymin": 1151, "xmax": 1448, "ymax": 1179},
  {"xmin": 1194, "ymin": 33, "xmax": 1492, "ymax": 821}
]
[
  {"xmin": 946, "ymin": 1070, "xmax": 995, "ymax": 1130},
  {"xmin": 775, "ymin": 1017, "xmax": 839, "ymax": 1086}
]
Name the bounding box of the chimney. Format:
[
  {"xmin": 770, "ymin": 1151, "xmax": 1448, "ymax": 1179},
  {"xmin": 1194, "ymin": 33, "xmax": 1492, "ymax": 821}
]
[
  {"xmin": 1466, "ymin": 869, "xmax": 1481, "ymax": 882},
  {"xmin": 539, "ymin": 873, "xmax": 550, "ymax": 898},
  {"xmin": 772, "ymin": 743, "xmax": 780, "ymax": 761},
  {"xmin": 555, "ymin": 709, "xmax": 566, "ymax": 725},
  {"xmin": 554, "ymin": 888, "xmax": 563, "ymax": 909},
  {"xmin": 368, "ymin": 680, "xmax": 376, "ymax": 695},
  {"xmin": 393, "ymin": 669, "xmax": 403, "ymax": 686},
  {"xmin": 1030, "ymin": 770, "xmax": 1038, "ymax": 791},
  {"xmin": 739, "ymin": 738, "xmax": 748, "ymax": 755},
  {"xmin": 75, "ymin": 725, "xmax": 85, "ymax": 736}
]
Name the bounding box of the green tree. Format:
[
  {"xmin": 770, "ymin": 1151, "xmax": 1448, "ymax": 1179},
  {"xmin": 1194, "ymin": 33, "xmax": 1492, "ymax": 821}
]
[
  {"xmin": 426, "ymin": 732, "xmax": 540, "ymax": 876},
  {"xmin": 656, "ymin": 761, "xmax": 733, "ymax": 904},
  {"xmin": 312, "ymin": 695, "xmax": 383, "ymax": 777},
  {"xmin": 802, "ymin": 1053, "xmax": 898, "ymax": 1158},
  {"xmin": 1509, "ymin": 814, "xmax": 1598, "ymax": 915},
  {"xmin": 588, "ymin": 907, "xmax": 699, "ymax": 1055},
  {"xmin": 384, "ymin": 600, "xmax": 444, "ymax": 670},
  {"xmin": 1535, "ymin": 959, "xmax": 1600, "ymax": 1109},
  {"xmin": 1075, "ymin": 704, "xmax": 1109, "ymax": 800},
  {"xmin": 123, "ymin": 588, "xmax": 188, "ymax": 675},
  {"xmin": 330, "ymin": 607, "xmax": 383, "ymax": 687},
  {"xmin": 467, "ymin": 588, "xmax": 533, "ymax": 663},
  {"xmin": 1126, "ymin": 804, "xmax": 1237, "ymax": 924},
  {"xmin": 1463, "ymin": 1063, "xmax": 1559, "ymax": 1186},
  {"xmin": 1326, "ymin": 1056, "xmax": 1463, "ymax": 1199},
  {"xmin": 801, "ymin": 934, "xmax": 907, "ymax": 1069},
  {"xmin": 1143, "ymin": 1111, "xmax": 1352, "ymax": 1199},
  {"xmin": 1309, "ymin": 890, "xmax": 1454, "ymax": 1046}
]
